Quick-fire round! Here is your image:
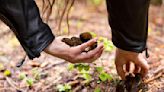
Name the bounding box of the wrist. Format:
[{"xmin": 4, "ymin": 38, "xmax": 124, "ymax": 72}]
[{"xmin": 44, "ymin": 39, "xmax": 70, "ymax": 59}]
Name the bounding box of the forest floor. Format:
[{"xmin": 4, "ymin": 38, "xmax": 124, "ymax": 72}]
[{"xmin": 0, "ymin": 1, "xmax": 163, "ymax": 92}]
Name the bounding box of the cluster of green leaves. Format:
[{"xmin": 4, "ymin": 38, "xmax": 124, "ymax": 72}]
[
  {"xmin": 67, "ymin": 64, "xmax": 113, "ymax": 91},
  {"xmin": 88, "ymin": 32, "xmax": 115, "ymax": 52},
  {"xmin": 57, "ymin": 84, "xmax": 72, "ymax": 92},
  {"xmin": 18, "ymin": 72, "xmax": 34, "ymax": 87},
  {"xmin": 18, "ymin": 68, "xmax": 43, "ymax": 87},
  {"xmin": 32, "ymin": 68, "xmax": 41, "ymax": 80},
  {"xmin": 68, "ymin": 63, "xmax": 92, "ymax": 83},
  {"xmin": 98, "ymin": 37, "xmax": 115, "ymax": 52},
  {"xmin": 96, "ymin": 67, "xmax": 113, "ymax": 82}
]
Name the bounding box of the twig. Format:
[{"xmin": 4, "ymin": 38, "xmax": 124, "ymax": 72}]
[
  {"xmin": 154, "ymin": 66, "xmax": 164, "ymax": 75},
  {"xmin": 5, "ymin": 77, "xmax": 23, "ymax": 91},
  {"xmin": 144, "ymin": 73, "xmax": 163, "ymax": 83}
]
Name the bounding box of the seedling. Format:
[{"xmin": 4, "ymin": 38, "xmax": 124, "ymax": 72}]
[
  {"xmin": 99, "ymin": 72, "xmax": 112, "ymax": 82},
  {"xmin": 98, "ymin": 37, "xmax": 115, "ymax": 52},
  {"xmin": 18, "ymin": 72, "xmax": 26, "ymax": 80},
  {"xmin": 96, "ymin": 66, "xmax": 113, "ymax": 82},
  {"xmin": 57, "ymin": 84, "xmax": 72, "ymax": 92},
  {"xmin": 68, "ymin": 64, "xmax": 74, "ymax": 71},
  {"xmin": 74, "ymin": 64, "xmax": 90, "ymax": 72},
  {"xmin": 96, "ymin": 67, "xmax": 104, "ymax": 73},
  {"xmin": 32, "ymin": 68, "xmax": 41, "ymax": 80},
  {"xmin": 82, "ymin": 73, "xmax": 92, "ymax": 83},
  {"xmin": 26, "ymin": 78, "xmax": 34, "ymax": 87}
]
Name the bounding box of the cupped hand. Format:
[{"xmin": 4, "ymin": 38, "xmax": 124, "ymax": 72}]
[
  {"xmin": 44, "ymin": 37, "xmax": 104, "ymax": 63},
  {"xmin": 115, "ymin": 48, "xmax": 149, "ymax": 80}
]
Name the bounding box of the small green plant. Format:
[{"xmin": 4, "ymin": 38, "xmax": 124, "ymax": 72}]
[
  {"xmin": 4, "ymin": 70, "xmax": 11, "ymax": 77},
  {"xmin": 32, "ymin": 68, "xmax": 41, "ymax": 80},
  {"xmin": 74, "ymin": 64, "xmax": 90, "ymax": 72},
  {"xmin": 99, "ymin": 72, "xmax": 112, "ymax": 82},
  {"xmin": 98, "ymin": 37, "xmax": 115, "ymax": 52},
  {"xmin": 96, "ymin": 67, "xmax": 104, "ymax": 73},
  {"xmin": 82, "ymin": 73, "xmax": 92, "ymax": 83},
  {"xmin": 68, "ymin": 64, "xmax": 75, "ymax": 71},
  {"xmin": 89, "ymin": 32, "xmax": 97, "ymax": 38},
  {"xmin": 68, "ymin": 63, "xmax": 92, "ymax": 83},
  {"xmin": 19, "ymin": 72, "xmax": 26, "ymax": 80},
  {"xmin": 26, "ymin": 78, "xmax": 34, "ymax": 87},
  {"xmin": 96, "ymin": 67, "xmax": 113, "ymax": 82},
  {"xmin": 57, "ymin": 84, "xmax": 72, "ymax": 92}
]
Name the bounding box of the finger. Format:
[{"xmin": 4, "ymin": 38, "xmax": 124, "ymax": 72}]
[
  {"xmin": 78, "ymin": 38, "xmax": 98, "ymax": 51},
  {"xmin": 134, "ymin": 55, "xmax": 149, "ymax": 77},
  {"xmin": 115, "ymin": 60, "xmax": 126, "ymax": 80},
  {"xmin": 85, "ymin": 48, "xmax": 104, "ymax": 63},
  {"xmin": 78, "ymin": 44, "xmax": 103, "ymax": 61},
  {"xmin": 134, "ymin": 64, "xmax": 140, "ymax": 73},
  {"xmin": 87, "ymin": 47, "xmax": 104, "ymax": 63},
  {"xmin": 126, "ymin": 62, "xmax": 130, "ymax": 72}
]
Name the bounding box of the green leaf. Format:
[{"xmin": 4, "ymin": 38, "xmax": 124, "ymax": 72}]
[
  {"xmin": 26, "ymin": 78, "xmax": 34, "ymax": 87},
  {"xmin": 98, "ymin": 37, "xmax": 115, "ymax": 52},
  {"xmin": 74, "ymin": 64, "xmax": 83, "ymax": 71},
  {"xmin": 107, "ymin": 74, "xmax": 113, "ymax": 81},
  {"xmin": 82, "ymin": 73, "xmax": 92, "ymax": 82},
  {"xmin": 97, "ymin": 80, "xmax": 101, "ymax": 84},
  {"xmin": 57, "ymin": 84, "xmax": 65, "ymax": 92},
  {"xmin": 68, "ymin": 64, "xmax": 74, "ymax": 71},
  {"xmin": 99, "ymin": 72, "xmax": 113, "ymax": 82},
  {"xmin": 4, "ymin": 70, "xmax": 11, "ymax": 77},
  {"xmin": 57, "ymin": 84, "xmax": 71, "ymax": 92},
  {"xmin": 96, "ymin": 67, "xmax": 104, "ymax": 73},
  {"xmin": 65, "ymin": 84, "xmax": 71, "ymax": 90},
  {"xmin": 84, "ymin": 65, "xmax": 90, "ymax": 71},
  {"xmin": 32, "ymin": 68, "xmax": 41, "ymax": 80},
  {"xmin": 19, "ymin": 73, "xmax": 26, "ymax": 80},
  {"xmin": 74, "ymin": 64, "xmax": 90, "ymax": 72},
  {"xmin": 89, "ymin": 32, "xmax": 97, "ymax": 38},
  {"xmin": 94, "ymin": 87, "xmax": 101, "ymax": 92}
]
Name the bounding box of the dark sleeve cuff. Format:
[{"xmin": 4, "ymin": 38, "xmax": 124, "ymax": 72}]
[{"xmin": 0, "ymin": 0, "xmax": 55, "ymax": 59}]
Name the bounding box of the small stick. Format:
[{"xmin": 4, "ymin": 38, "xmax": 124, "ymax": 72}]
[
  {"xmin": 144, "ymin": 73, "xmax": 163, "ymax": 83},
  {"xmin": 5, "ymin": 77, "xmax": 23, "ymax": 91}
]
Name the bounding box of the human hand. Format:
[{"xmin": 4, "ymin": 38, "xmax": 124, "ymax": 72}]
[
  {"xmin": 44, "ymin": 37, "xmax": 104, "ymax": 63},
  {"xmin": 115, "ymin": 48, "xmax": 149, "ymax": 80}
]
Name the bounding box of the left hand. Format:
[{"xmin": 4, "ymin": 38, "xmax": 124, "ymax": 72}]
[{"xmin": 44, "ymin": 37, "xmax": 104, "ymax": 63}]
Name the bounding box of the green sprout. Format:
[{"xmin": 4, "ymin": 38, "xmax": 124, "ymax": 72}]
[
  {"xmin": 19, "ymin": 72, "xmax": 26, "ymax": 80},
  {"xmin": 57, "ymin": 84, "xmax": 72, "ymax": 92},
  {"xmin": 26, "ymin": 78, "xmax": 34, "ymax": 87}
]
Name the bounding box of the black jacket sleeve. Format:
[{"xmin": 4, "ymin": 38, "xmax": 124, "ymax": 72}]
[
  {"xmin": 0, "ymin": 0, "xmax": 55, "ymax": 59},
  {"xmin": 106, "ymin": 0, "xmax": 150, "ymax": 53}
]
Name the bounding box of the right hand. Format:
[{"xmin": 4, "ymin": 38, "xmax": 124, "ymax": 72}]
[
  {"xmin": 115, "ymin": 48, "xmax": 149, "ymax": 80},
  {"xmin": 44, "ymin": 37, "xmax": 104, "ymax": 63}
]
